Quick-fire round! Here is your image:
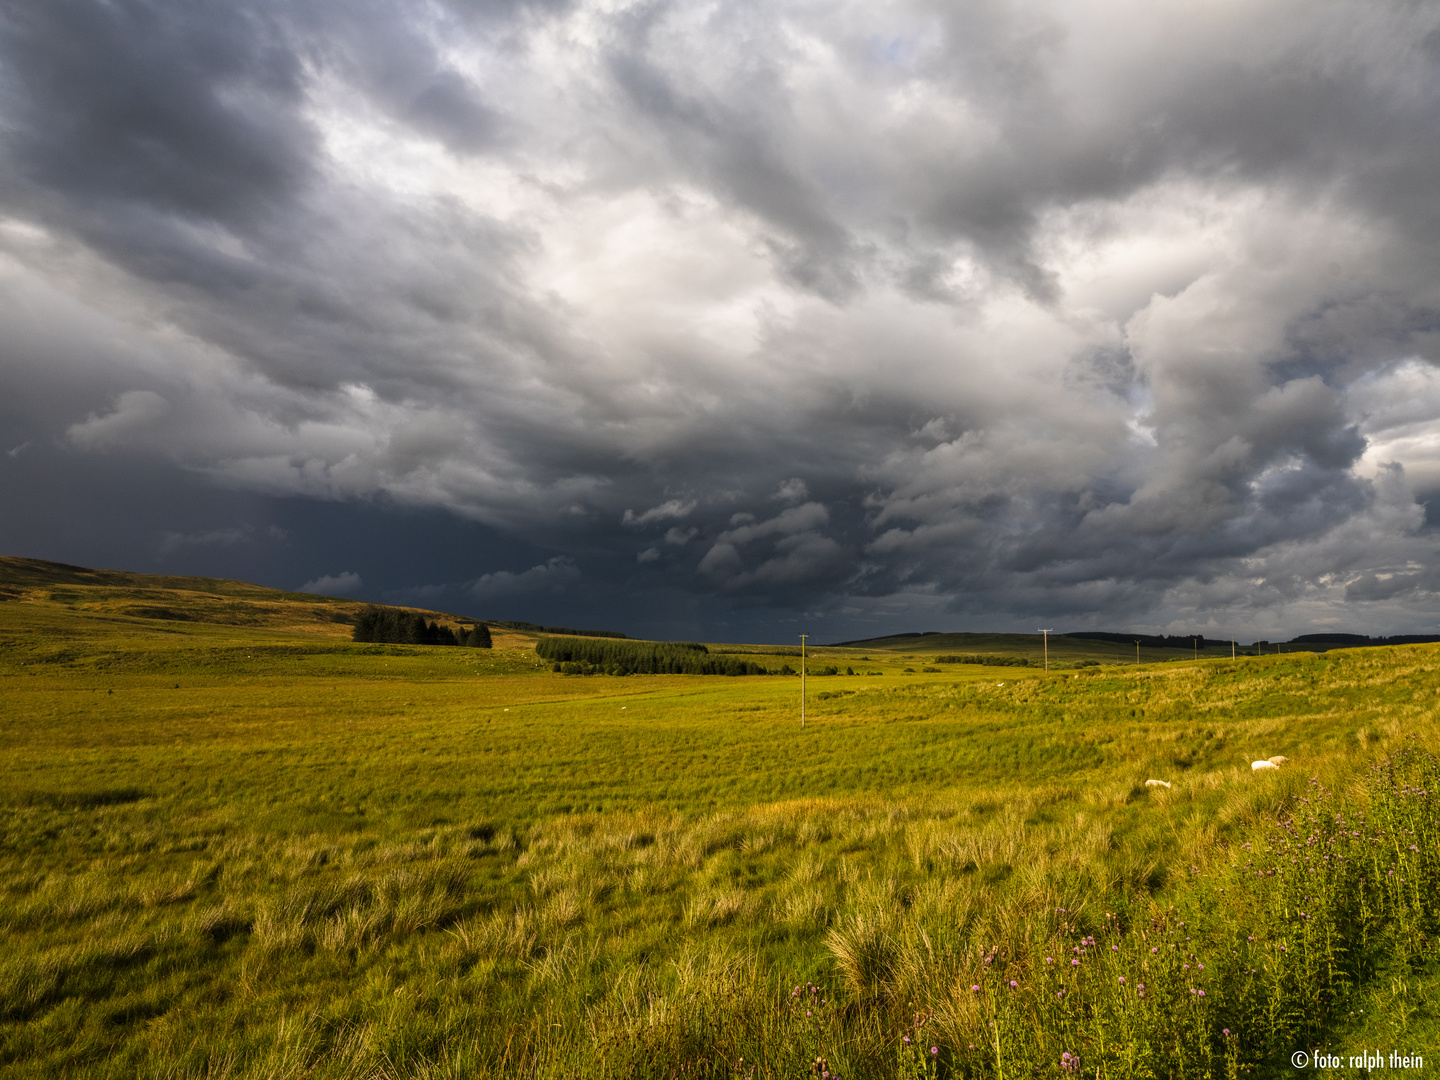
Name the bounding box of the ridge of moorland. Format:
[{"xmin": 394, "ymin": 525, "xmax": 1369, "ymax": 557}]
[
  {"xmin": 1, "ymin": 556, "xmax": 1437, "ymax": 1077},
  {"xmin": 834, "ymin": 628, "xmax": 1440, "ymax": 659},
  {"xmin": 0, "ymin": 555, "xmax": 545, "ymax": 647}
]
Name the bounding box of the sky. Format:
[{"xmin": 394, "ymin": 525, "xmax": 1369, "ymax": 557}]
[{"xmin": 4, "ymin": 0, "xmax": 1440, "ymax": 644}]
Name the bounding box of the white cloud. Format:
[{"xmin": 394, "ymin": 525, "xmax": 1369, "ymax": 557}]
[
  {"xmin": 466, "ymin": 557, "xmax": 580, "ymax": 600},
  {"xmin": 299, "ymin": 571, "xmax": 363, "ymax": 595},
  {"xmin": 67, "ymin": 391, "xmax": 171, "ymax": 449},
  {"xmin": 772, "ymin": 478, "xmax": 808, "ymax": 504},
  {"xmin": 623, "ymin": 499, "xmax": 697, "ymax": 527}
]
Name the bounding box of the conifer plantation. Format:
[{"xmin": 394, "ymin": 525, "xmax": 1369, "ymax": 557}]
[{"xmin": 351, "ymin": 605, "xmax": 492, "ymax": 648}]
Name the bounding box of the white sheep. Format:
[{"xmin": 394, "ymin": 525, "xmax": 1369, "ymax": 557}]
[
  {"xmin": 1145, "ymin": 779, "xmax": 1171, "ymax": 789},
  {"xmin": 1268, "ymin": 755, "xmax": 1288, "ymax": 765},
  {"xmin": 1251, "ymin": 760, "xmax": 1279, "ymax": 771}
]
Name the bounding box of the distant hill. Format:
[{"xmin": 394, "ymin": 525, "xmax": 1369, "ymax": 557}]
[
  {"xmin": 836, "ymin": 625, "xmax": 1440, "ymax": 658},
  {"xmin": 0, "ymin": 556, "xmax": 526, "ymax": 642},
  {"xmin": 824, "ymin": 630, "xmax": 1175, "ymax": 663}
]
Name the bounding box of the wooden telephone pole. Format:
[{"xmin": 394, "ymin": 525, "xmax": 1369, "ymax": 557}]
[{"xmin": 799, "ymin": 634, "xmax": 807, "ymax": 727}]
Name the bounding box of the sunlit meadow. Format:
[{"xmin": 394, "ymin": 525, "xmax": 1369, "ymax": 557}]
[{"xmin": 1, "ymin": 561, "xmax": 1437, "ymax": 1077}]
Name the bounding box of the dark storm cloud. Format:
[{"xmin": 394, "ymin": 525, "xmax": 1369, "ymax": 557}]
[
  {"xmin": 5, "ymin": 0, "xmax": 1440, "ymax": 641},
  {"xmin": 0, "ymin": 0, "xmax": 313, "ymax": 226}
]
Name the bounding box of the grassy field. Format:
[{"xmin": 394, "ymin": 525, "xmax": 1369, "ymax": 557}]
[{"xmin": 1, "ymin": 560, "xmax": 1437, "ymax": 1078}]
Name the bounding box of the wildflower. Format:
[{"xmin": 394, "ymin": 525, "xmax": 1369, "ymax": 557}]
[
  {"xmin": 1151, "ymin": 947, "xmax": 1158, "ymax": 954},
  {"xmin": 1071, "ymin": 959, "xmax": 1080, "ymax": 966},
  {"xmin": 1045, "ymin": 957, "xmax": 1054, "ymax": 964},
  {"xmin": 971, "ymin": 985, "xmax": 980, "ymax": 992},
  {"xmin": 1009, "ymin": 980, "xmax": 1018, "ymax": 988},
  {"xmin": 931, "ymin": 1048, "xmax": 938, "ymax": 1056},
  {"xmin": 903, "ymin": 1037, "xmax": 911, "ymax": 1045},
  {"xmin": 1223, "ymin": 1029, "xmax": 1230, "ymax": 1036},
  {"xmin": 1198, "ymin": 990, "xmax": 1206, "ymax": 997},
  {"xmin": 1118, "ymin": 977, "xmax": 1125, "ymax": 984}
]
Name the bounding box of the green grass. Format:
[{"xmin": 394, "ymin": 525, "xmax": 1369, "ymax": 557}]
[{"xmin": 1, "ymin": 561, "xmax": 1437, "ymax": 1077}]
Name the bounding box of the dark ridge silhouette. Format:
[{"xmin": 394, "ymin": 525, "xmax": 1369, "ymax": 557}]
[{"xmin": 489, "ymin": 620, "xmax": 627, "ymax": 639}]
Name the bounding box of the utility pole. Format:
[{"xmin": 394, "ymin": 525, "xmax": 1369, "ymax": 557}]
[
  {"xmin": 1039, "ymin": 629, "xmax": 1053, "ymax": 672},
  {"xmin": 1231, "ymin": 639, "xmax": 1236, "ymax": 660},
  {"xmin": 1194, "ymin": 636, "xmax": 1198, "ymax": 661},
  {"xmin": 799, "ymin": 634, "xmax": 806, "ymax": 728},
  {"xmin": 1135, "ymin": 640, "xmax": 1140, "ymax": 665}
]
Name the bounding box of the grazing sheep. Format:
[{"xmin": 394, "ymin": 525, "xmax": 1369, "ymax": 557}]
[
  {"xmin": 1268, "ymin": 755, "xmax": 1288, "ymax": 765},
  {"xmin": 1145, "ymin": 779, "xmax": 1171, "ymax": 789},
  {"xmin": 1251, "ymin": 759, "xmax": 1279, "ymax": 771}
]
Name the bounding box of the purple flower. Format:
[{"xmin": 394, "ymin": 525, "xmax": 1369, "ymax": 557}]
[
  {"xmin": 971, "ymin": 984, "xmax": 980, "ymax": 992},
  {"xmin": 1045, "ymin": 957, "xmax": 1054, "ymax": 964},
  {"xmin": 1009, "ymin": 980, "xmax": 1017, "ymax": 988},
  {"xmin": 1118, "ymin": 977, "xmax": 1125, "ymax": 984},
  {"xmin": 1071, "ymin": 959, "xmax": 1080, "ymax": 967},
  {"xmin": 903, "ymin": 1036, "xmax": 911, "ymax": 1044},
  {"xmin": 1198, "ymin": 990, "xmax": 1206, "ymax": 997},
  {"xmin": 931, "ymin": 1048, "xmax": 938, "ymax": 1056},
  {"xmin": 1223, "ymin": 1029, "xmax": 1230, "ymax": 1036}
]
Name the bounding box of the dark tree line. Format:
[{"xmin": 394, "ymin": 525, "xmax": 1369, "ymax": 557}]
[
  {"xmin": 352, "ymin": 606, "xmax": 491, "ymax": 648},
  {"xmin": 933, "ymin": 654, "xmax": 1032, "ymax": 667},
  {"xmin": 1290, "ymin": 633, "xmax": 1440, "ymax": 646},
  {"xmin": 1064, "ymin": 632, "xmax": 1230, "ymax": 649},
  {"xmin": 536, "ymin": 636, "xmax": 772, "ymax": 676}
]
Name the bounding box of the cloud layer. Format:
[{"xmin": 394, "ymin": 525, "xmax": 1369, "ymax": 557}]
[{"xmin": 4, "ymin": 0, "xmax": 1440, "ymax": 638}]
